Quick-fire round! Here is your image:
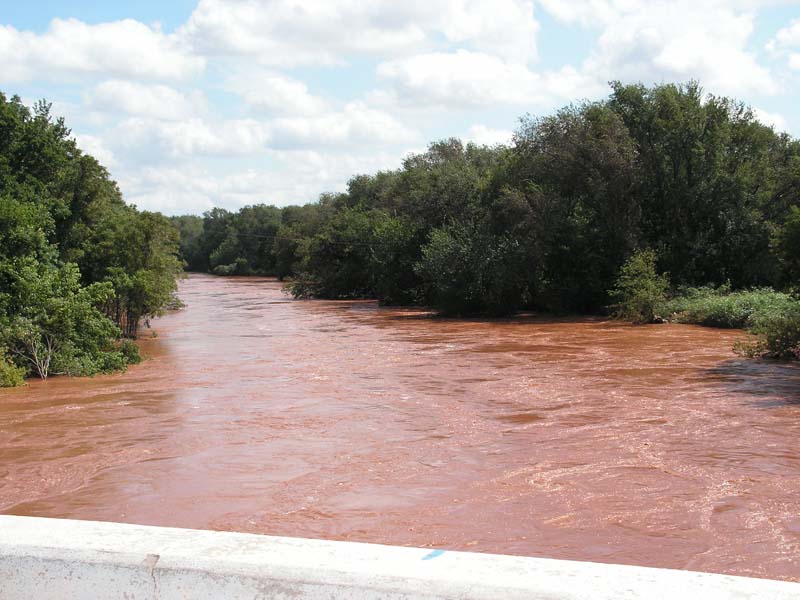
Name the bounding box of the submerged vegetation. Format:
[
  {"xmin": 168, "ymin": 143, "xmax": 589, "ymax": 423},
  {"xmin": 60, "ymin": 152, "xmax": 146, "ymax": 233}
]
[
  {"xmin": 0, "ymin": 93, "xmax": 182, "ymax": 385},
  {"xmin": 661, "ymin": 285, "xmax": 797, "ymax": 329},
  {"xmin": 609, "ymin": 249, "xmax": 669, "ymax": 325},
  {"xmin": 177, "ymin": 81, "xmax": 800, "ymax": 358}
]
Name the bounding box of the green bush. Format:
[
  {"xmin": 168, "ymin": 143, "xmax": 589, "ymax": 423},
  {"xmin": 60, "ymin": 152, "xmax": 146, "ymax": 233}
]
[
  {"xmin": 735, "ymin": 303, "xmax": 800, "ymax": 359},
  {"xmin": 0, "ymin": 349, "xmax": 26, "ymax": 387},
  {"xmin": 609, "ymin": 249, "xmax": 669, "ymax": 324},
  {"xmin": 212, "ymin": 257, "xmax": 249, "ymax": 276},
  {"xmin": 119, "ymin": 339, "xmax": 142, "ymax": 365},
  {"xmin": 284, "ymin": 275, "xmax": 319, "ymax": 299},
  {"xmin": 662, "ymin": 285, "xmax": 797, "ymax": 328}
]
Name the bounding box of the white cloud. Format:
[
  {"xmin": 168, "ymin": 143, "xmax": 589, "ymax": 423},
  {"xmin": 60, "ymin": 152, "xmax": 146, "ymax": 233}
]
[
  {"xmin": 465, "ymin": 125, "xmax": 513, "ymax": 146},
  {"xmin": 121, "ymin": 148, "xmax": 411, "ymax": 214},
  {"xmin": 117, "ymin": 166, "xmax": 218, "ymax": 214},
  {"xmin": 540, "ymin": 0, "xmax": 777, "ymax": 97},
  {"xmin": 767, "ymin": 18, "xmax": 800, "ymax": 51},
  {"xmin": 111, "ymin": 117, "xmax": 271, "ymax": 159},
  {"xmin": 597, "ymin": 3, "xmax": 773, "ymax": 96},
  {"xmin": 86, "ymin": 81, "xmax": 206, "ymax": 120},
  {"xmin": 74, "ymin": 134, "xmax": 118, "ymax": 168},
  {"xmin": 539, "ymin": 0, "xmax": 781, "ymax": 28},
  {"xmin": 377, "ymin": 50, "xmax": 601, "ymax": 108},
  {"xmin": 752, "ymin": 107, "xmax": 788, "ymax": 131},
  {"xmin": 225, "ymin": 70, "xmax": 329, "ymax": 116},
  {"xmin": 7, "ymin": 0, "xmax": 795, "ymax": 218},
  {"xmin": 768, "ymin": 19, "xmax": 800, "ymax": 70},
  {"xmin": 0, "ymin": 18, "xmax": 203, "ymax": 83},
  {"xmin": 98, "ymin": 102, "xmax": 417, "ymax": 163},
  {"xmin": 429, "ymin": 0, "xmax": 539, "ymax": 63},
  {"xmin": 181, "ymin": 0, "xmax": 539, "ymax": 66},
  {"xmin": 536, "ymin": 0, "xmax": 617, "ymax": 27},
  {"xmin": 267, "ymin": 102, "xmax": 418, "ymax": 148}
]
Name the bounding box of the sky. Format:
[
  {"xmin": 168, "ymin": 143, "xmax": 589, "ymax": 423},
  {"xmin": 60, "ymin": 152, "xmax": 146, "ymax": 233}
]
[{"xmin": 2, "ymin": 1, "xmax": 800, "ymax": 215}]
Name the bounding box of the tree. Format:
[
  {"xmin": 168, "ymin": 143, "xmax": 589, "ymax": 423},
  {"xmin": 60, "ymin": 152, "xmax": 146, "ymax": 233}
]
[
  {"xmin": 0, "ymin": 91, "xmax": 181, "ymax": 384},
  {"xmin": 171, "ymin": 215, "xmax": 204, "ymax": 270},
  {"xmin": 168, "ymin": 80, "xmax": 800, "ymax": 331},
  {"xmin": 609, "ymin": 249, "xmax": 670, "ymax": 324},
  {"xmin": 415, "ymin": 221, "xmax": 530, "ymax": 315},
  {"xmin": 290, "ymin": 209, "xmax": 377, "ymax": 299},
  {"xmin": 0, "ymin": 259, "xmax": 122, "ymax": 379},
  {"xmin": 83, "ymin": 209, "xmax": 182, "ymax": 337},
  {"xmin": 774, "ymin": 205, "xmax": 800, "ymax": 286}
]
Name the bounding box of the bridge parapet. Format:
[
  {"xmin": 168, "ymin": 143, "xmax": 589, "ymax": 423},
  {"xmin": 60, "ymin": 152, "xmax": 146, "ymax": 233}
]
[{"xmin": 1, "ymin": 515, "xmax": 797, "ymax": 599}]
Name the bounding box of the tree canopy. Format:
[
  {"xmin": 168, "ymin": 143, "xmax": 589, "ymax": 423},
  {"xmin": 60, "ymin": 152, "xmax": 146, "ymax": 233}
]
[
  {"xmin": 0, "ymin": 92, "xmax": 182, "ymax": 384},
  {"xmin": 177, "ymin": 82, "xmax": 800, "ymax": 318}
]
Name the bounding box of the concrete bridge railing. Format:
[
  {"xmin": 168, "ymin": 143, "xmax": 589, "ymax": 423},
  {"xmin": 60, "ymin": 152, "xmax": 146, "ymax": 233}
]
[{"xmin": 1, "ymin": 515, "xmax": 798, "ymax": 599}]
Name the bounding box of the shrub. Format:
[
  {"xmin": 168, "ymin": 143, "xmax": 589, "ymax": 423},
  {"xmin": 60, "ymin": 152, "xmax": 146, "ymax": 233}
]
[
  {"xmin": 609, "ymin": 249, "xmax": 669, "ymax": 324},
  {"xmin": 0, "ymin": 349, "xmax": 26, "ymax": 387},
  {"xmin": 662, "ymin": 285, "xmax": 797, "ymax": 329},
  {"xmin": 735, "ymin": 303, "xmax": 800, "ymax": 359},
  {"xmin": 212, "ymin": 258, "xmax": 249, "ymax": 276},
  {"xmin": 119, "ymin": 339, "xmax": 142, "ymax": 365},
  {"xmin": 285, "ymin": 274, "xmax": 319, "ymax": 299}
]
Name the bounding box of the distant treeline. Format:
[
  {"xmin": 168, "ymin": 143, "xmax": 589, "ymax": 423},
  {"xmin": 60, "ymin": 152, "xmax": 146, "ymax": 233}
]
[
  {"xmin": 175, "ymin": 82, "xmax": 800, "ymax": 322},
  {"xmin": 0, "ymin": 92, "xmax": 182, "ymax": 385}
]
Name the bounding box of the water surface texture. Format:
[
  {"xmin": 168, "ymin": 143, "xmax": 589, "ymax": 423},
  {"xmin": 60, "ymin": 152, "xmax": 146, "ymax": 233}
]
[{"xmin": 2, "ymin": 275, "xmax": 799, "ymax": 580}]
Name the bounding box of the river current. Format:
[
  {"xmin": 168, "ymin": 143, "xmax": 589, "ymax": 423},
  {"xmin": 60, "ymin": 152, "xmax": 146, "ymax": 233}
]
[{"xmin": 1, "ymin": 274, "xmax": 799, "ymax": 580}]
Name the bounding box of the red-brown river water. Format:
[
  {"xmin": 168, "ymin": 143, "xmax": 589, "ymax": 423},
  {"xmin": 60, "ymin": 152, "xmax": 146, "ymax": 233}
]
[{"xmin": 1, "ymin": 275, "xmax": 799, "ymax": 580}]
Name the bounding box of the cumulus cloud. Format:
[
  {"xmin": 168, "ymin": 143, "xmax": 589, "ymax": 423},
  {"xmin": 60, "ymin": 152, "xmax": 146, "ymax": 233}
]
[
  {"xmin": 538, "ymin": 0, "xmax": 779, "ymax": 28},
  {"xmin": 768, "ymin": 18, "xmax": 800, "ymax": 70},
  {"xmin": 74, "ymin": 134, "xmax": 118, "ymax": 168},
  {"xmin": 180, "ymin": 0, "xmax": 539, "ymax": 66},
  {"xmin": 224, "ymin": 70, "xmax": 329, "ymax": 116},
  {"xmin": 752, "ymin": 107, "xmax": 788, "ymax": 132},
  {"xmin": 767, "ymin": 18, "xmax": 800, "ymax": 52},
  {"xmin": 121, "ymin": 148, "xmax": 411, "ymax": 214},
  {"xmin": 465, "ymin": 125, "xmax": 513, "ymax": 146},
  {"xmin": 0, "ymin": 18, "xmax": 203, "ymax": 83},
  {"xmin": 98, "ymin": 103, "xmax": 417, "ymax": 162},
  {"xmin": 377, "ymin": 51, "xmax": 601, "ymax": 108},
  {"xmin": 111, "ymin": 117, "xmax": 271, "ymax": 159},
  {"xmin": 540, "ymin": 0, "xmax": 777, "ymax": 97},
  {"xmin": 4, "ymin": 0, "xmax": 794, "ymax": 216},
  {"xmin": 85, "ymin": 81, "xmax": 207, "ymax": 121},
  {"xmin": 267, "ymin": 102, "xmax": 418, "ymax": 148}
]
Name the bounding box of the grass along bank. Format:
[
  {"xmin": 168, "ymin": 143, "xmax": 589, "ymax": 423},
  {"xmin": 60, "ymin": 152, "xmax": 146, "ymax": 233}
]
[
  {"xmin": 610, "ymin": 250, "xmax": 800, "ymax": 359},
  {"xmin": 662, "ymin": 287, "xmax": 800, "ymax": 359}
]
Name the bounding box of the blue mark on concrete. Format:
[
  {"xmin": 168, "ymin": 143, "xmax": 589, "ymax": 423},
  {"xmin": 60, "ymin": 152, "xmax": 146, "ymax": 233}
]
[{"xmin": 422, "ymin": 549, "xmax": 445, "ymax": 561}]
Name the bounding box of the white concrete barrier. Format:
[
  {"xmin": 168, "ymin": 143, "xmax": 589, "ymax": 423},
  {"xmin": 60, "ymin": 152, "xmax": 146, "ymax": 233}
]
[{"xmin": 1, "ymin": 515, "xmax": 798, "ymax": 599}]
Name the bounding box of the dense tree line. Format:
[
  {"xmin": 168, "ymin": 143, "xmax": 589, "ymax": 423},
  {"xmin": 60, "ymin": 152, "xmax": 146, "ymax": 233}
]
[
  {"xmin": 178, "ymin": 82, "xmax": 800, "ymax": 324},
  {"xmin": 0, "ymin": 93, "xmax": 182, "ymax": 385}
]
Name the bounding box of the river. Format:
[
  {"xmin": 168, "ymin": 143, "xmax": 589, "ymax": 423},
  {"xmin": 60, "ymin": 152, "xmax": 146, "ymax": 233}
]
[{"xmin": 1, "ymin": 274, "xmax": 799, "ymax": 580}]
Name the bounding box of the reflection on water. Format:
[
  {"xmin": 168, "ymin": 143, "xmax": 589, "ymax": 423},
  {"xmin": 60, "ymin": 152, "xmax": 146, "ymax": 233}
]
[{"xmin": 2, "ymin": 274, "xmax": 799, "ymax": 581}]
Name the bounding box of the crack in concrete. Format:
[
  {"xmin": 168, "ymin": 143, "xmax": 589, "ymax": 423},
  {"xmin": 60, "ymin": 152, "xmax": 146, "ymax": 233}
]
[{"xmin": 143, "ymin": 553, "xmax": 160, "ymax": 599}]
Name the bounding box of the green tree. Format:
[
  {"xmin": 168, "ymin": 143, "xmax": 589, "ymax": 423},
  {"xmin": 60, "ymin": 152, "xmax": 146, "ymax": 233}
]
[
  {"xmin": 609, "ymin": 249, "xmax": 670, "ymax": 324},
  {"xmin": 0, "ymin": 91, "xmax": 181, "ymax": 384},
  {"xmin": 415, "ymin": 221, "xmax": 530, "ymax": 315},
  {"xmin": 290, "ymin": 209, "xmax": 377, "ymax": 298},
  {"xmin": 0, "ymin": 259, "xmax": 123, "ymax": 379},
  {"xmin": 774, "ymin": 205, "xmax": 800, "ymax": 285}
]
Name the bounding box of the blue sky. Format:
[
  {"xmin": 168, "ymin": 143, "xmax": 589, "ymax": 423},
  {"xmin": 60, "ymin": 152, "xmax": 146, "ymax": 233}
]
[{"xmin": 2, "ymin": 1, "xmax": 800, "ymax": 215}]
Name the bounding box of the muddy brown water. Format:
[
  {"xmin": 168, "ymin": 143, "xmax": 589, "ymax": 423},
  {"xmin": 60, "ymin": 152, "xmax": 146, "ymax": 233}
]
[{"xmin": 2, "ymin": 274, "xmax": 799, "ymax": 581}]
